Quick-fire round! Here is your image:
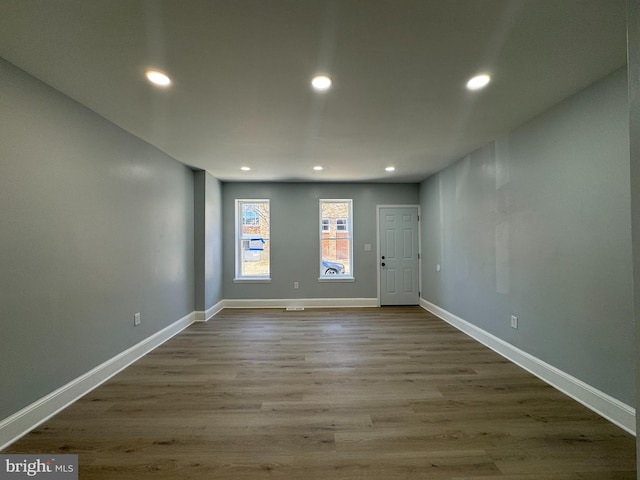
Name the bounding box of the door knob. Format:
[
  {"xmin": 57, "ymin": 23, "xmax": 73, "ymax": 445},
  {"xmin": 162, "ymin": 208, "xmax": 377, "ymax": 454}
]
[{"xmin": 381, "ymin": 262, "xmax": 386, "ymax": 267}]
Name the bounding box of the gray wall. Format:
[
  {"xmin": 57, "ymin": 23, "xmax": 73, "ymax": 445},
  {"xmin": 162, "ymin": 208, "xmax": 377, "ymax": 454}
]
[
  {"xmin": 222, "ymin": 182, "xmax": 419, "ymax": 299},
  {"xmin": 420, "ymin": 68, "xmax": 634, "ymax": 405},
  {"xmin": 626, "ymin": 0, "xmax": 640, "ymax": 471},
  {"xmin": 194, "ymin": 171, "xmax": 223, "ymax": 311},
  {"xmin": 0, "ymin": 58, "xmax": 195, "ymax": 419}
]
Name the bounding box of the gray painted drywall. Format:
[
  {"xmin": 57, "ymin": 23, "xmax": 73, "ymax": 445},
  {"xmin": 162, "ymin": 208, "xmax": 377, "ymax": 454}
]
[
  {"xmin": 420, "ymin": 67, "xmax": 634, "ymax": 405},
  {"xmin": 194, "ymin": 171, "xmax": 223, "ymax": 311},
  {"xmin": 627, "ymin": 0, "xmax": 640, "ymax": 472},
  {"xmin": 194, "ymin": 172, "xmax": 206, "ymax": 309},
  {"xmin": 222, "ymin": 182, "xmax": 419, "ymax": 299},
  {"xmin": 0, "ymin": 58, "xmax": 195, "ymax": 420}
]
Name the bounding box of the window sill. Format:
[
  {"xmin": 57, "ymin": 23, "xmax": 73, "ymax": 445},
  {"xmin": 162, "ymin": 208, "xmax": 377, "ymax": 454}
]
[
  {"xmin": 234, "ymin": 278, "xmax": 272, "ymax": 284},
  {"xmin": 318, "ymin": 276, "xmax": 355, "ymax": 283}
]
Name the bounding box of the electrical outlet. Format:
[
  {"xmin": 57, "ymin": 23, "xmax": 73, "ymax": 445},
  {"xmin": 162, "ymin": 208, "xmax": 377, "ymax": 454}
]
[
  {"xmin": 511, "ymin": 315, "xmax": 518, "ymax": 329},
  {"xmin": 134, "ymin": 313, "xmax": 141, "ymax": 326},
  {"xmin": 293, "ymin": 282, "xmax": 299, "ymax": 289}
]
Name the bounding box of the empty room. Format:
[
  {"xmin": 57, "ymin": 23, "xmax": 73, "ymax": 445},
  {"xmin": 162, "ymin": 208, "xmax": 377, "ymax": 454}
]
[{"xmin": 2, "ymin": 0, "xmax": 640, "ymax": 478}]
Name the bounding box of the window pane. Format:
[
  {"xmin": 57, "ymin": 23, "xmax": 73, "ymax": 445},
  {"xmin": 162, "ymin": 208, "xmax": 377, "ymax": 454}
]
[
  {"xmin": 242, "ymin": 205, "xmax": 260, "ymax": 226},
  {"xmin": 237, "ymin": 200, "xmax": 270, "ymax": 278},
  {"xmin": 321, "ymin": 238, "xmax": 351, "ymax": 275},
  {"xmin": 241, "ymin": 239, "xmax": 270, "ymax": 277},
  {"xmin": 320, "ymin": 200, "xmax": 352, "ymax": 277}
]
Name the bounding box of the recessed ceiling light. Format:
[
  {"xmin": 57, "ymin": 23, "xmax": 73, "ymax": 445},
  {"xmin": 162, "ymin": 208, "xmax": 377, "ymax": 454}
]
[
  {"xmin": 145, "ymin": 69, "xmax": 171, "ymax": 87},
  {"xmin": 240, "ymin": 166, "xmax": 251, "ymax": 171},
  {"xmin": 466, "ymin": 74, "xmax": 491, "ymax": 91},
  {"xmin": 313, "ymin": 166, "xmax": 324, "ymax": 171},
  {"xmin": 311, "ymin": 75, "xmax": 332, "ymax": 91},
  {"xmin": 385, "ymin": 166, "xmax": 396, "ymax": 172}
]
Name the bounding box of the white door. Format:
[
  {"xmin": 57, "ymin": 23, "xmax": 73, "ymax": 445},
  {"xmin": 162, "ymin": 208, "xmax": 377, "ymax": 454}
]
[{"xmin": 379, "ymin": 206, "xmax": 420, "ymax": 305}]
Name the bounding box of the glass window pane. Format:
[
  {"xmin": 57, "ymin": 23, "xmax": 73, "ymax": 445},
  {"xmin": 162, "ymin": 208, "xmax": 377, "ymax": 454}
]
[
  {"xmin": 236, "ymin": 200, "xmax": 270, "ymax": 278},
  {"xmin": 241, "ymin": 239, "xmax": 270, "ymax": 277},
  {"xmin": 242, "ymin": 205, "xmax": 260, "ymax": 226},
  {"xmin": 320, "ymin": 200, "xmax": 352, "ymax": 277}
]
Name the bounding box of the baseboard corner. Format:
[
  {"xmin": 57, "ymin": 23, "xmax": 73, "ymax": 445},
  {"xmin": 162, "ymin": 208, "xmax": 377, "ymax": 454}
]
[{"xmin": 195, "ymin": 300, "xmax": 225, "ymax": 322}]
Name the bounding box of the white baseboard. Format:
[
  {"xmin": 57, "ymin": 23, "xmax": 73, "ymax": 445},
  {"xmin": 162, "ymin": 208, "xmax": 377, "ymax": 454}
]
[
  {"xmin": 0, "ymin": 312, "xmax": 197, "ymax": 450},
  {"xmin": 194, "ymin": 300, "xmax": 225, "ymax": 322},
  {"xmin": 222, "ymin": 298, "xmax": 379, "ymax": 309},
  {"xmin": 420, "ymin": 299, "xmax": 636, "ymax": 435}
]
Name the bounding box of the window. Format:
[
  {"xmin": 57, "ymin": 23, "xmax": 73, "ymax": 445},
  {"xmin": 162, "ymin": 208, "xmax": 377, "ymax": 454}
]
[
  {"xmin": 319, "ymin": 199, "xmax": 353, "ymax": 278},
  {"xmin": 235, "ymin": 199, "xmax": 270, "ymax": 280}
]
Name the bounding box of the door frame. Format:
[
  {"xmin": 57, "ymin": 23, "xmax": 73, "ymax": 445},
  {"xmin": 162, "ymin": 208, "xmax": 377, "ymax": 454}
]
[{"xmin": 376, "ymin": 204, "xmax": 422, "ymax": 306}]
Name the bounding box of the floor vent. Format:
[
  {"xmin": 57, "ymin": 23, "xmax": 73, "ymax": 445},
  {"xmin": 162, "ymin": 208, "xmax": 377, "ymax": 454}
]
[{"xmin": 285, "ymin": 306, "xmax": 305, "ymax": 311}]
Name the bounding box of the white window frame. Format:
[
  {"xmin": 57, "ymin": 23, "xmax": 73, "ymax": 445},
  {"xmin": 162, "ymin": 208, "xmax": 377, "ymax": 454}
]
[
  {"xmin": 319, "ymin": 199, "xmax": 354, "ymax": 282},
  {"xmin": 235, "ymin": 199, "xmax": 271, "ymax": 283}
]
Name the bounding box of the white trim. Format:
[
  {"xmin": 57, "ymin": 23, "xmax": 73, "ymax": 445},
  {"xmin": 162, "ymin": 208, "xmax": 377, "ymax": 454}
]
[
  {"xmin": 317, "ymin": 277, "xmax": 355, "ymax": 283},
  {"xmin": 194, "ymin": 300, "xmax": 225, "ymax": 322},
  {"xmin": 420, "ymin": 298, "xmax": 636, "ymax": 435},
  {"xmin": 233, "ymin": 278, "xmax": 271, "ymax": 283},
  {"xmin": 223, "ymin": 298, "xmax": 378, "ymax": 309},
  {"xmin": 0, "ymin": 312, "xmax": 197, "ymax": 450}
]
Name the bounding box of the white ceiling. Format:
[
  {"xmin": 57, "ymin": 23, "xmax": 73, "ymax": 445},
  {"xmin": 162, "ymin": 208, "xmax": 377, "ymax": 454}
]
[{"xmin": 0, "ymin": 0, "xmax": 627, "ymax": 182}]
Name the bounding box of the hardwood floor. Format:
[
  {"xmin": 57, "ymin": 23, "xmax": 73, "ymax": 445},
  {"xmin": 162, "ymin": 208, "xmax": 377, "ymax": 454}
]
[{"xmin": 4, "ymin": 307, "xmax": 636, "ymax": 479}]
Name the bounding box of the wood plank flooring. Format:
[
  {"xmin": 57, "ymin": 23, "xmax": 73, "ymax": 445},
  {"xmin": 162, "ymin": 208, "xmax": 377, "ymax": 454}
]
[{"xmin": 4, "ymin": 307, "xmax": 636, "ymax": 479}]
